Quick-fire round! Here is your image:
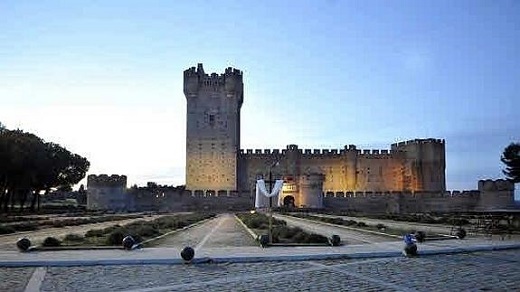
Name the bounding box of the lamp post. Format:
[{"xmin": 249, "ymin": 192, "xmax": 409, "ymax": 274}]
[{"xmin": 268, "ymin": 161, "xmax": 279, "ymax": 244}]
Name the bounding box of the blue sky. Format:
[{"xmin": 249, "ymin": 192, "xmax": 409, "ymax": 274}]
[{"xmin": 0, "ymin": 1, "xmax": 519, "ymax": 196}]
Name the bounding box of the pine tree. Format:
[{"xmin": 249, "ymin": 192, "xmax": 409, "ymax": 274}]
[{"xmin": 501, "ymin": 143, "xmax": 520, "ymax": 183}]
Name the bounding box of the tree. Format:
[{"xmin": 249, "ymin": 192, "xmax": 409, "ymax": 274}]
[
  {"xmin": 501, "ymin": 142, "xmax": 520, "ymax": 183},
  {"xmin": 0, "ymin": 126, "xmax": 90, "ymax": 212}
]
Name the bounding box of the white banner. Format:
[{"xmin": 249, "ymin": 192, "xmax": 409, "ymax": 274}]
[{"xmin": 255, "ymin": 179, "xmax": 284, "ymax": 208}]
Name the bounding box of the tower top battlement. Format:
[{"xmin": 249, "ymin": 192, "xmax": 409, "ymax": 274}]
[
  {"xmin": 184, "ymin": 63, "xmax": 243, "ymax": 99},
  {"xmin": 183, "ymin": 63, "xmax": 242, "ymax": 78}
]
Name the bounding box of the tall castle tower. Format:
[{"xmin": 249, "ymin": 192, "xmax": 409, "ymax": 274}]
[{"xmin": 184, "ymin": 64, "xmax": 243, "ymax": 191}]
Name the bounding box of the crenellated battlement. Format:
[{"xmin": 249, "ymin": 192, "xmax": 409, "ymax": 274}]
[
  {"xmin": 184, "ymin": 63, "xmax": 243, "ymax": 98},
  {"xmin": 87, "ymin": 174, "xmax": 127, "ymax": 188},
  {"xmin": 478, "ymin": 179, "xmax": 515, "ymax": 191},
  {"xmin": 240, "ymin": 144, "xmax": 397, "ymax": 159},
  {"xmin": 184, "ymin": 64, "xmax": 242, "ymax": 84},
  {"xmin": 323, "ymin": 189, "xmax": 481, "ymax": 199},
  {"xmin": 391, "ymin": 138, "xmax": 445, "ymax": 149}
]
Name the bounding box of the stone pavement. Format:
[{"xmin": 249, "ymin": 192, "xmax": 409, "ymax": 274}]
[
  {"xmin": 1, "ymin": 213, "xmax": 520, "ymax": 291},
  {"xmin": 2, "ymin": 248, "xmax": 520, "ymax": 291},
  {"xmin": 0, "ymin": 237, "xmax": 519, "ymax": 267}
]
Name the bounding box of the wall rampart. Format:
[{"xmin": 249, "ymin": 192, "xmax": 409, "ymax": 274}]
[
  {"xmin": 391, "ymin": 138, "xmax": 445, "ymax": 150},
  {"xmin": 87, "ymin": 174, "xmax": 127, "ymax": 188},
  {"xmin": 240, "ymin": 146, "xmax": 399, "ymax": 160}
]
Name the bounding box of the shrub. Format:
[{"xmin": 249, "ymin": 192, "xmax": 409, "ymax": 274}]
[
  {"xmin": 63, "ymin": 233, "xmax": 84, "ymax": 242},
  {"xmin": 42, "ymin": 237, "xmax": 61, "ymax": 247},
  {"xmin": 103, "ymin": 225, "xmax": 121, "ymax": 234},
  {"xmin": 0, "ymin": 225, "xmax": 15, "ymax": 235},
  {"xmin": 106, "ymin": 229, "xmax": 126, "ymax": 245},
  {"xmin": 304, "ymin": 233, "xmax": 329, "ymax": 244},
  {"xmin": 13, "ymin": 222, "xmax": 39, "ymax": 232},
  {"xmin": 133, "ymin": 225, "xmax": 160, "ymax": 238},
  {"xmin": 85, "ymin": 229, "xmax": 104, "ymax": 237}
]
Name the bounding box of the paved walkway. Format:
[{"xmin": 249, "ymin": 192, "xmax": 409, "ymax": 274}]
[{"xmin": 152, "ymin": 213, "xmax": 256, "ymax": 249}]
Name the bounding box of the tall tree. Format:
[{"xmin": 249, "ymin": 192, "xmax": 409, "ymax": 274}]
[
  {"xmin": 0, "ymin": 126, "xmax": 90, "ymax": 212},
  {"xmin": 501, "ymin": 142, "xmax": 520, "ymax": 183}
]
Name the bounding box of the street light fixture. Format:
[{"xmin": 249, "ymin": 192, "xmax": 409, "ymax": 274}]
[{"xmin": 268, "ymin": 161, "xmax": 279, "ymax": 244}]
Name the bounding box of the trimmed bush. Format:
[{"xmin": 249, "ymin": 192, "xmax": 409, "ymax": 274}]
[
  {"xmin": 85, "ymin": 229, "xmax": 104, "ymax": 237},
  {"xmin": 0, "ymin": 225, "xmax": 16, "ymax": 235},
  {"xmin": 42, "ymin": 237, "xmax": 61, "ymax": 247},
  {"xmin": 106, "ymin": 229, "xmax": 126, "ymax": 246},
  {"xmin": 63, "ymin": 233, "xmax": 84, "ymax": 242},
  {"xmin": 12, "ymin": 222, "xmax": 39, "ymax": 232}
]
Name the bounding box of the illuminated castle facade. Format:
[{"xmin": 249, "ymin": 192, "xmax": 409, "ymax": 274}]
[
  {"xmin": 184, "ymin": 64, "xmax": 446, "ymax": 207},
  {"xmin": 85, "ymin": 64, "xmax": 516, "ymax": 212}
]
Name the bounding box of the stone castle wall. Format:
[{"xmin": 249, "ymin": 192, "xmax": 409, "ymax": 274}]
[
  {"xmin": 86, "ymin": 174, "xmax": 515, "ymax": 213},
  {"xmin": 237, "ymin": 139, "xmax": 445, "ymax": 194}
]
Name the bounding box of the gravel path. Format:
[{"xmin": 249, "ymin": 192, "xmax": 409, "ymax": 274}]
[
  {"xmin": 274, "ymin": 214, "xmax": 397, "ymax": 244},
  {"xmin": 153, "ymin": 213, "xmax": 256, "ymax": 249}
]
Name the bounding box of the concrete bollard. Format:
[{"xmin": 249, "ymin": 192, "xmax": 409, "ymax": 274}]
[
  {"xmin": 181, "ymin": 246, "xmax": 195, "ymax": 262},
  {"xmin": 329, "ymin": 235, "xmax": 341, "ymax": 246},
  {"xmin": 122, "ymin": 236, "xmax": 135, "ymax": 250},
  {"xmin": 456, "ymin": 228, "xmax": 467, "ymax": 239},
  {"xmin": 16, "ymin": 238, "xmax": 31, "ymax": 252},
  {"xmin": 258, "ymin": 234, "xmax": 269, "ymax": 247}
]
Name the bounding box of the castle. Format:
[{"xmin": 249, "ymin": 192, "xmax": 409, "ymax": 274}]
[
  {"xmin": 86, "ymin": 64, "xmax": 516, "ymax": 213},
  {"xmin": 184, "ymin": 64, "xmax": 445, "ymax": 207}
]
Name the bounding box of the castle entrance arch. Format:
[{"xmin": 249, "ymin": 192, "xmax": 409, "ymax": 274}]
[{"xmin": 283, "ymin": 195, "xmax": 295, "ymax": 208}]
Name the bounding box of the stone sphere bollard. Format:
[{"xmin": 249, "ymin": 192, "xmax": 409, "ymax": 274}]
[
  {"xmin": 122, "ymin": 236, "xmax": 135, "ymax": 250},
  {"xmin": 456, "ymin": 228, "xmax": 467, "ymax": 239},
  {"xmin": 414, "ymin": 231, "xmax": 426, "ymax": 243},
  {"xmin": 329, "ymin": 235, "xmax": 341, "ymax": 246},
  {"xmin": 258, "ymin": 234, "xmax": 269, "ymax": 247},
  {"xmin": 181, "ymin": 246, "xmax": 195, "ymax": 262},
  {"xmin": 16, "ymin": 238, "xmax": 31, "ymax": 252}
]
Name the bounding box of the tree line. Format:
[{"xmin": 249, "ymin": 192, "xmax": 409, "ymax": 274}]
[{"xmin": 0, "ymin": 123, "xmax": 90, "ymax": 212}]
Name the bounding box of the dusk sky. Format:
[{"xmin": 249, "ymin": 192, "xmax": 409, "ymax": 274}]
[{"xmin": 1, "ymin": 1, "xmax": 519, "ymax": 196}]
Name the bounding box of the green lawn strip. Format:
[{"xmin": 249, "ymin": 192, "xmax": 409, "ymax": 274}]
[
  {"xmin": 288, "ymin": 213, "xmax": 414, "ymax": 238},
  {"xmin": 236, "ymin": 212, "xmax": 329, "ymax": 244},
  {"xmin": 0, "ymin": 213, "xmax": 145, "ymax": 235},
  {"xmin": 59, "ymin": 213, "xmax": 216, "ymax": 247}
]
